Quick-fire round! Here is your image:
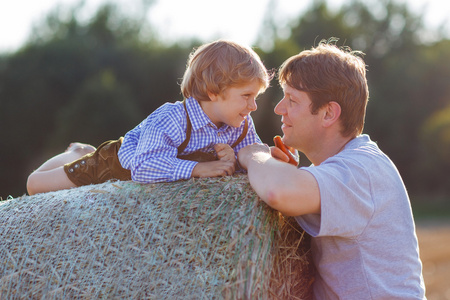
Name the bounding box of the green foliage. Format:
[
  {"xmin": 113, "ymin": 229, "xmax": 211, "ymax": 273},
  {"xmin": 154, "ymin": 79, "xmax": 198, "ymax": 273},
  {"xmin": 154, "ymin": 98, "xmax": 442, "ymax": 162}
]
[
  {"xmin": 52, "ymin": 69, "xmax": 141, "ymax": 146},
  {"xmin": 0, "ymin": 2, "xmax": 186, "ymax": 197},
  {"xmin": 1, "ymin": 0, "xmax": 450, "ymax": 200},
  {"xmin": 265, "ymin": 0, "xmax": 450, "ymax": 194},
  {"xmin": 418, "ymin": 105, "xmax": 450, "ymax": 191}
]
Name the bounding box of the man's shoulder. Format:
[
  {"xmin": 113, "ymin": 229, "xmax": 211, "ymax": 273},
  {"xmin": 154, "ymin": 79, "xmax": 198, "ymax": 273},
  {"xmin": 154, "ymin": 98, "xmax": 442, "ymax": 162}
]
[
  {"xmin": 340, "ymin": 135, "xmax": 384, "ymax": 161},
  {"xmin": 330, "ymin": 135, "xmax": 400, "ymax": 184},
  {"xmin": 305, "ymin": 135, "xmax": 381, "ymax": 181},
  {"xmin": 347, "ymin": 134, "xmax": 377, "ymax": 150}
]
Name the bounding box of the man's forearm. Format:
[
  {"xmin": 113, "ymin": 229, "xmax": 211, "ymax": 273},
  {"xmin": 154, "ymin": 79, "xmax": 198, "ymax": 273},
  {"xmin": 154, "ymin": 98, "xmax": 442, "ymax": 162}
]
[{"xmin": 240, "ymin": 147, "xmax": 321, "ymax": 216}]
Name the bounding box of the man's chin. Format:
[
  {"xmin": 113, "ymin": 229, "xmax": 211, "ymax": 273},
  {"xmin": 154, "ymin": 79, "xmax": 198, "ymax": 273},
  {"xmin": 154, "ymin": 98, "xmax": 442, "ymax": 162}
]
[
  {"xmin": 280, "ymin": 134, "xmax": 294, "ymax": 148},
  {"xmin": 280, "ymin": 128, "xmax": 290, "ymax": 141}
]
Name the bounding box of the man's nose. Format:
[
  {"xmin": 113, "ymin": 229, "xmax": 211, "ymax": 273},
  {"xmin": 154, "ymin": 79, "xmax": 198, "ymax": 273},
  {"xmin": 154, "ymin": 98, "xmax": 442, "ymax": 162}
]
[{"xmin": 274, "ymin": 98, "xmax": 286, "ymax": 115}]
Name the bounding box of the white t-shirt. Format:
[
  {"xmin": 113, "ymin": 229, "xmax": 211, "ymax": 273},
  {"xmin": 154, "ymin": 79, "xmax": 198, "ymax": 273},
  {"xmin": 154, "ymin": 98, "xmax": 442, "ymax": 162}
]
[{"xmin": 296, "ymin": 134, "xmax": 426, "ymax": 299}]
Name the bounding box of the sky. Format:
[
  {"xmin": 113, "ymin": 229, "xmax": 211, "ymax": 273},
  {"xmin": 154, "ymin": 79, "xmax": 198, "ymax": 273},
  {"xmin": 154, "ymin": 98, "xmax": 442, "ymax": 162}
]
[{"xmin": 0, "ymin": 0, "xmax": 448, "ymax": 53}]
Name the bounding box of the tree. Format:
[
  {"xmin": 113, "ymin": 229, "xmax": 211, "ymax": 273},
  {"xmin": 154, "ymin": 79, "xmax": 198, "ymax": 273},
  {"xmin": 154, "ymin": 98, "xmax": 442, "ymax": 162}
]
[
  {"xmin": 2, "ymin": 0, "xmax": 450, "ymax": 198},
  {"xmin": 257, "ymin": 0, "xmax": 450, "ymax": 193},
  {"xmin": 0, "ymin": 2, "xmax": 189, "ymax": 197}
]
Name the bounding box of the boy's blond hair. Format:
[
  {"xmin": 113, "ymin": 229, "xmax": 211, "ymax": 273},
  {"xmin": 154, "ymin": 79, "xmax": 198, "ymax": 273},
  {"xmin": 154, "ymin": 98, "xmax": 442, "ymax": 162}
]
[
  {"xmin": 279, "ymin": 40, "xmax": 369, "ymax": 137},
  {"xmin": 181, "ymin": 40, "xmax": 270, "ymax": 101}
]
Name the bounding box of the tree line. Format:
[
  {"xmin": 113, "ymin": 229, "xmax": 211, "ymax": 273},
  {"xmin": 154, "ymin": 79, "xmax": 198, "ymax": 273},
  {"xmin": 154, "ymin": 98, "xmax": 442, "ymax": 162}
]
[{"xmin": 1, "ymin": 0, "xmax": 449, "ymax": 201}]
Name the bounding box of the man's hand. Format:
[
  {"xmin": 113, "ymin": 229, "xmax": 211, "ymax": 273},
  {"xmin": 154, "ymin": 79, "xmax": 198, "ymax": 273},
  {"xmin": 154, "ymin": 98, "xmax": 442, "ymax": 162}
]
[
  {"xmin": 270, "ymin": 146, "xmax": 290, "ymax": 163},
  {"xmin": 273, "ymin": 135, "xmax": 299, "ymax": 166}
]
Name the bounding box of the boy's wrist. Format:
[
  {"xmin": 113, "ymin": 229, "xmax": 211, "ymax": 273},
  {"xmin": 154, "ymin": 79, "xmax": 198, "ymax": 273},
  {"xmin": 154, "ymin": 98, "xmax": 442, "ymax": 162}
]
[{"xmin": 174, "ymin": 159, "xmax": 198, "ymax": 180}]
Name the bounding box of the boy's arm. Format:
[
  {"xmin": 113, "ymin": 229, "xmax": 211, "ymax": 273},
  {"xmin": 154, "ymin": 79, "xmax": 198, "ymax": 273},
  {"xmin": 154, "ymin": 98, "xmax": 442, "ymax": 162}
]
[
  {"xmin": 124, "ymin": 112, "xmax": 199, "ymax": 183},
  {"xmin": 129, "ymin": 130, "xmax": 237, "ymax": 182},
  {"xmin": 191, "ymin": 159, "xmax": 235, "ymax": 177},
  {"xmin": 238, "ymin": 143, "xmax": 321, "ymax": 216}
]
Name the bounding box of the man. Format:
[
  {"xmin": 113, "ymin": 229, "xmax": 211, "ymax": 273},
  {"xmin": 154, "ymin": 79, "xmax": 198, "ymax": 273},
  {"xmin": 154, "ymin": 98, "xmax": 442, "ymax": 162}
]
[{"xmin": 237, "ymin": 40, "xmax": 426, "ymax": 299}]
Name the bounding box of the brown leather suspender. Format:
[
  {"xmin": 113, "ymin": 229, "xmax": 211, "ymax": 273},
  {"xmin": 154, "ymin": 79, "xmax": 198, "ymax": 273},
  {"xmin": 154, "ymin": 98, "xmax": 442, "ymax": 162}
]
[
  {"xmin": 177, "ymin": 101, "xmax": 192, "ymax": 155},
  {"xmin": 231, "ymin": 117, "xmax": 248, "ymax": 148},
  {"xmin": 177, "ymin": 101, "xmax": 248, "ymax": 160}
]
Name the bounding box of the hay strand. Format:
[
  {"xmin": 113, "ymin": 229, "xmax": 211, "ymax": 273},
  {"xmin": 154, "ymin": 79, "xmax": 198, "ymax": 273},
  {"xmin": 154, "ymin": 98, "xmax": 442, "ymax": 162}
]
[{"xmin": 0, "ymin": 175, "xmax": 313, "ymax": 299}]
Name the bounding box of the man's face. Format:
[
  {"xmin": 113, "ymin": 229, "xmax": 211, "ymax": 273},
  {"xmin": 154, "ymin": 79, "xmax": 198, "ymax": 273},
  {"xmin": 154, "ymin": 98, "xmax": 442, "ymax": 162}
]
[{"xmin": 274, "ymin": 84, "xmax": 322, "ymax": 152}]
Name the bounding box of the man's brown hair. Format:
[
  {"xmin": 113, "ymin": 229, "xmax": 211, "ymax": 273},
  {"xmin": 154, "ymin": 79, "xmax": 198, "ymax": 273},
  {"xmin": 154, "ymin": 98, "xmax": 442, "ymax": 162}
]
[{"xmin": 278, "ymin": 39, "xmax": 369, "ymax": 137}]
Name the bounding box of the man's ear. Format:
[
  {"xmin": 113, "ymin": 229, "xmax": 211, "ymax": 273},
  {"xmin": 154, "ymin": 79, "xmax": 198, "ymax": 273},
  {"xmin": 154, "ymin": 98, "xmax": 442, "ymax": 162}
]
[{"xmin": 322, "ymin": 101, "xmax": 341, "ymax": 128}]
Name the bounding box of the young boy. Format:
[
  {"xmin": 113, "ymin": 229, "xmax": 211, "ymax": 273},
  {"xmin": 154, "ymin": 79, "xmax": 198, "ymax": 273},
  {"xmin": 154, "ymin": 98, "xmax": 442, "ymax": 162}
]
[{"xmin": 27, "ymin": 40, "xmax": 270, "ymax": 195}]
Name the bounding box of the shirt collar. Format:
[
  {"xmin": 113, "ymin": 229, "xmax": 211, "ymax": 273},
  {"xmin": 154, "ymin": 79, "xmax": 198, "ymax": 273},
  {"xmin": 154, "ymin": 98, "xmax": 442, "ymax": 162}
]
[{"xmin": 185, "ymin": 97, "xmax": 230, "ymax": 131}]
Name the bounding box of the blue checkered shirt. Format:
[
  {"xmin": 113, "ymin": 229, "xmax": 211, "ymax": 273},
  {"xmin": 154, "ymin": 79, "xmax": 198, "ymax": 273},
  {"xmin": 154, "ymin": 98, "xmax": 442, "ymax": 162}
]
[{"xmin": 118, "ymin": 97, "xmax": 262, "ymax": 183}]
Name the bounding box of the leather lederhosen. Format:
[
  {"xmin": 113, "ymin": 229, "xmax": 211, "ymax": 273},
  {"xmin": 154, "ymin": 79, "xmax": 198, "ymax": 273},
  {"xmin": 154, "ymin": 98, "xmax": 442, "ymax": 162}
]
[{"xmin": 64, "ymin": 137, "xmax": 132, "ymax": 186}]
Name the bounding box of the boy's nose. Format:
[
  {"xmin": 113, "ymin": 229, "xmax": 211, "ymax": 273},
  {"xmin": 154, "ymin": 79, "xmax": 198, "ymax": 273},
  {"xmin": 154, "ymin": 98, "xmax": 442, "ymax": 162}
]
[{"xmin": 248, "ymin": 98, "xmax": 257, "ymax": 111}]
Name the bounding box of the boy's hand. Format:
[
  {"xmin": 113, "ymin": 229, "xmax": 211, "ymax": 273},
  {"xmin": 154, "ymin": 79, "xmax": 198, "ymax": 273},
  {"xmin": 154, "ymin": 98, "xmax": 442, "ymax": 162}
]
[
  {"xmin": 191, "ymin": 160, "xmax": 235, "ymax": 178},
  {"xmin": 214, "ymin": 143, "xmax": 236, "ymax": 163},
  {"xmin": 191, "ymin": 144, "xmax": 237, "ymax": 178}
]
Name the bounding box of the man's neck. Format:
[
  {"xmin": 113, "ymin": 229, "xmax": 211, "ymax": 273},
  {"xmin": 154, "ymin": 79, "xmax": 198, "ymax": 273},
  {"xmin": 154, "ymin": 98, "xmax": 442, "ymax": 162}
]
[{"xmin": 307, "ymin": 135, "xmax": 354, "ymax": 166}]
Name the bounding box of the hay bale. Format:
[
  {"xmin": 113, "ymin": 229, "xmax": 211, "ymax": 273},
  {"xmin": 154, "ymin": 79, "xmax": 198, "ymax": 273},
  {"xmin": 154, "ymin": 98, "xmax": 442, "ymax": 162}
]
[{"xmin": 0, "ymin": 175, "xmax": 313, "ymax": 299}]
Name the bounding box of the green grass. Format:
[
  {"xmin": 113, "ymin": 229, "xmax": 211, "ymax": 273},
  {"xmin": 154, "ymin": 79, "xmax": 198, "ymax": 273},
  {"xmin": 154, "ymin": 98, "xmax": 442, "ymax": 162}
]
[{"xmin": 411, "ymin": 193, "xmax": 450, "ymax": 221}]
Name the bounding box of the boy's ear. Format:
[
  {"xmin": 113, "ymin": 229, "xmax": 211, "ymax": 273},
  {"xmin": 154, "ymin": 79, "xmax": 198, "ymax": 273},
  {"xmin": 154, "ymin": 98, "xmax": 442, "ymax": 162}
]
[
  {"xmin": 322, "ymin": 101, "xmax": 341, "ymax": 128},
  {"xmin": 207, "ymin": 91, "xmax": 219, "ymax": 102}
]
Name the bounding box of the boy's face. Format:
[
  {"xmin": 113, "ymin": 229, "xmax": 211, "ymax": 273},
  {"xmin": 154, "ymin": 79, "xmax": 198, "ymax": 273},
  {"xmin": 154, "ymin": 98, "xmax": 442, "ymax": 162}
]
[{"xmin": 206, "ymin": 79, "xmax": 261, "ymax": 128}]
